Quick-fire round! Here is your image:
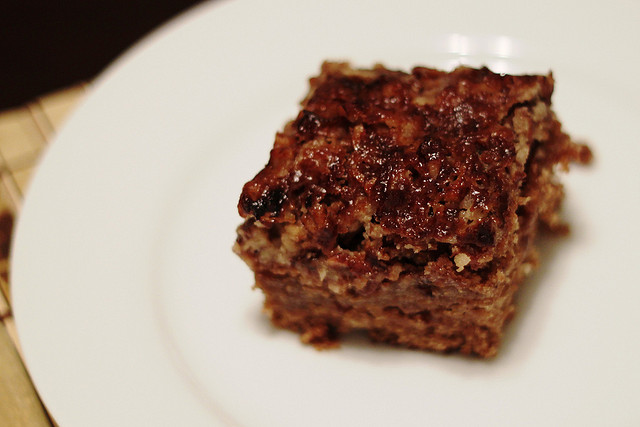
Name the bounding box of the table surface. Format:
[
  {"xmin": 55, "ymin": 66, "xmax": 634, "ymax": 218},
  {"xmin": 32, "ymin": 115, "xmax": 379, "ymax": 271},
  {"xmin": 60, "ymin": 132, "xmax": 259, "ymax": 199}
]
[{"xmin": 0, "ymin": 84, "xmax": 87, "ymax": 427}]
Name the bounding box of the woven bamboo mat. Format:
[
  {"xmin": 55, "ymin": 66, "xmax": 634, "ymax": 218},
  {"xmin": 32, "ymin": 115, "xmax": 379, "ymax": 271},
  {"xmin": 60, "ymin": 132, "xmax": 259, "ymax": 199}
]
[{"xmin": 0, "ymin": 84, "xmax": 88, "ymax": 426}]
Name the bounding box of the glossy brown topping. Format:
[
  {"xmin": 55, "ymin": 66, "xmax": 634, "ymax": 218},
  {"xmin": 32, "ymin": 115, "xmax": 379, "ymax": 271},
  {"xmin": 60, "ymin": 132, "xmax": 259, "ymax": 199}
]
[{"xmin": 239, "ymin": 63, "xmax": 577, "ymax": 253}]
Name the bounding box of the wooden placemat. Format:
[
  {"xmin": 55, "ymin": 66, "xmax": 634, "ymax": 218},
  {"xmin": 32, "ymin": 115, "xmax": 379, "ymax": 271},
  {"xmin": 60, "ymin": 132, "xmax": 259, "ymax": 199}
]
[{"xmin": 0, "ymin": 84, "xmax": 88, "ymax": 427}]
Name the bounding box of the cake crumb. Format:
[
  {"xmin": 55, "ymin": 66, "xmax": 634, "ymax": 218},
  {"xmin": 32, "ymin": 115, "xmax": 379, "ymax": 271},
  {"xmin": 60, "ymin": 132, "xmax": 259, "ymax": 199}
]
[{"xmin": 454, "ymin": 253, "xmax": 471, "ymax": 272}]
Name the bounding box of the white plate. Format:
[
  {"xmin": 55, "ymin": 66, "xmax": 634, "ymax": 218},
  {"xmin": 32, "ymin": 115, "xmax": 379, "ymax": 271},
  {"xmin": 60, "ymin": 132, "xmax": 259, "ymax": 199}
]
[{"xmin": 12, "ymin": 0, "xmax": 640, "ymax": 426}]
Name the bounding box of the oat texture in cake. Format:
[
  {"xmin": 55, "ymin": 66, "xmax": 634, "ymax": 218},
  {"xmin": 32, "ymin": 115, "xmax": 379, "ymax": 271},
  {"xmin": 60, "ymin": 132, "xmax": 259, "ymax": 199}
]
[{"xmin": 234, "ymin": 62, "xmax": 591, "ymax": 357}]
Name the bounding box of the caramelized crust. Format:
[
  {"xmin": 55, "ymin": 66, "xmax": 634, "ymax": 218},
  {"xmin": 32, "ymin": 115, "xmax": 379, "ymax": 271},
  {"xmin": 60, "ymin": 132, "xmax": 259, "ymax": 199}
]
[{"xmin": 235, "ymin": 62, "xmax": 591, "ymax": 357}]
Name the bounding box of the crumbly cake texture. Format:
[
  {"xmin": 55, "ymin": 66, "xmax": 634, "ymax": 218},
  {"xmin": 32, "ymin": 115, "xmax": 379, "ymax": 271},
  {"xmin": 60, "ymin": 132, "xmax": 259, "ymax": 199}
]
[{"xmin": 234, "ymin": 62, "xmax": 591, "ymax": 357}]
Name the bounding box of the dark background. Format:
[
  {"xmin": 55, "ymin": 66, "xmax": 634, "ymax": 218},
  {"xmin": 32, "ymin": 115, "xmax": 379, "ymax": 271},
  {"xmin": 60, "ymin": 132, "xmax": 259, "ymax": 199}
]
[{"xmin": 1, "ymin": 0, "xmax": 205, "ymax": 110}]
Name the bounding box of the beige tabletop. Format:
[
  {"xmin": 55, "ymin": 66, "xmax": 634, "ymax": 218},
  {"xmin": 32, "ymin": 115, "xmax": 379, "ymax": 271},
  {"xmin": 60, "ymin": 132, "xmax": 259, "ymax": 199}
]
[{"xmin": 0, "ymin": 84, "xmax": 88, "ymax": 426}]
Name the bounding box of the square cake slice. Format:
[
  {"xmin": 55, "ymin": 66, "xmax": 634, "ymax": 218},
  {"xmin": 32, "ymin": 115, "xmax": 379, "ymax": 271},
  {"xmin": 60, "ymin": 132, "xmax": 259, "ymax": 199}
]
[{"xmin": 234, "ymin": 62, "xmax": 591, "ymax": 357}]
